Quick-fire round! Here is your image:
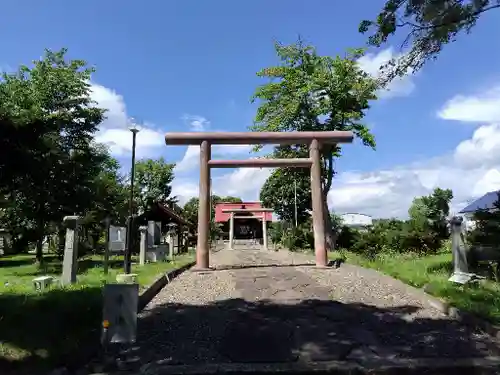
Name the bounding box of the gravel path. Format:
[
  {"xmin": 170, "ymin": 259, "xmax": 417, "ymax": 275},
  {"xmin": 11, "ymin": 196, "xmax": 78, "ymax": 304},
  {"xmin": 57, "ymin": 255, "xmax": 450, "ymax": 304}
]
[{"xmin": 116, "ymin": 249, "xmax": 500, "ymax": 373}]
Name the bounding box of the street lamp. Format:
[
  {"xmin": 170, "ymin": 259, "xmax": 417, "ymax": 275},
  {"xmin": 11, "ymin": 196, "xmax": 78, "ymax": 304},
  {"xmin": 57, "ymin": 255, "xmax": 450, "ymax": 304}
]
[{"xmin": 124, "ymin": 118, "xmax": 140, "ymax": 274}]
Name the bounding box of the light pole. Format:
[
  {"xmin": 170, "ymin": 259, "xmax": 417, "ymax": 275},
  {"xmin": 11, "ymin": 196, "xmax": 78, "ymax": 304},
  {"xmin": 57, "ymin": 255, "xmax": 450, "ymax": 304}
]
[{"xmin": 124, "ymin": 118, "xmax": 140, "ymax": 274}]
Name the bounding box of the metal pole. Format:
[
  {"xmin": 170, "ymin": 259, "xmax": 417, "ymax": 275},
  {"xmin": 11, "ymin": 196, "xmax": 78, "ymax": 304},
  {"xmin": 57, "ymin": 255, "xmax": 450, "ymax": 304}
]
[
  {"xmin": 125, "ymin": 128, "xmax": 138, "ymax": 274},
  {"xmin": 294, "ymin": 178, "xmax": 298, "ymax": 227}
]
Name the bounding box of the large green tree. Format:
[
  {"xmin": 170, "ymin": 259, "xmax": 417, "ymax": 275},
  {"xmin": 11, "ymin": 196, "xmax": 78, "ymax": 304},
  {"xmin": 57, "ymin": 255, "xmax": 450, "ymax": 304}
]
[
  {"xmin": 408, "ymin": 187, "xmax": 453, "ymax": 239},
  {"xmin": 133, "ymin": 157, "xmax": 176, "ymax": 213},
  {"xmin": 359, "ymin": 0, "xmax": 500, "ymax": 80},
  {"xmin": 0, "ymin": 49, "xmax": 106, "ymax": 262},
  {"xmin": 260, "ymin": 167, "xmax": 311, "ymax": 225},
  {"xmin": 251, "ymin": 41, "xmax": 378, "ymax": 250}
]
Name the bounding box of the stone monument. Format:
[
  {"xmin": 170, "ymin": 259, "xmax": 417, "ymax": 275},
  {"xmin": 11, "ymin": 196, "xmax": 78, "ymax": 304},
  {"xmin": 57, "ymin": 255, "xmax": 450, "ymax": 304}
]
[
  {"xmin": 61, "ymin": 216, "xmax": 80, "ymax": 285},
  {"xmin": 448, "ymin": 216, "xmax": 475, "ymax": 284},
  {"xmin": 147, "ymin": 220, "xmax": 155, "ymax": 248}
]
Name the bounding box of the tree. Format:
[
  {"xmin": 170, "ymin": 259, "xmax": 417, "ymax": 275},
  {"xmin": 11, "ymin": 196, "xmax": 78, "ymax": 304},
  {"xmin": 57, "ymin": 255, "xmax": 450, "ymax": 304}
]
[
  {"xmin": 359, "ymin": 0, "xmax": 500, "ymax": 81},
  {"xmin": 251, "ymin": 40, "xmax": 378, "ymax": 250},
  {"xmin": 260, "ymin": 167, "xmax": 311, "ymax": 225},
  {"xmin": 408, "ymin": 187, "xmax": 453, "ymax": 239},
  {"xmin": 0, "ymin": 49, "xmax": 105, "ymax": 263},
  {"xmin": 133, "ymin": 158, "xmax": 176, "ymax": 213}
]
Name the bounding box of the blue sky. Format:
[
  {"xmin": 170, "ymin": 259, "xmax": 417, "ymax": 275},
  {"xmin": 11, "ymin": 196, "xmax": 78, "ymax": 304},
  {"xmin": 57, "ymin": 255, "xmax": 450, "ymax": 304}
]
[{"xmin": 3, "ymin": 0, "xmax": 500, "ymax": 218}]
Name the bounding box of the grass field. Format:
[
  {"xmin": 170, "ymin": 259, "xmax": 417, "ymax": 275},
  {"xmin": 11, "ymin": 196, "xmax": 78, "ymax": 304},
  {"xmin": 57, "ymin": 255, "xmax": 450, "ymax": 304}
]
[
  {"xmin": 331, "ymin": 250, "xmax": 500, "ymax": 325},
  {"xmin": 0, "ymin": 251, "xmax": 194, "ymax": 373}
]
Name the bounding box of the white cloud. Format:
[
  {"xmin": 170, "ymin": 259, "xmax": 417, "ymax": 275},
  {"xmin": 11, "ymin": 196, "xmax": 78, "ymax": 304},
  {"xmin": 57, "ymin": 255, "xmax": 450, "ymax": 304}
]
[
  {"xmin": 437, "ymin": 86, "xmax": 500, "ymax": 123},
  {"xmin": 358, "ymin": 47, "xmax": 415, "ymax": 99},
  {"xmin": 182, "ymin": 114, "xmax": 211, "ymax": 132},
  {"xmin": 173, "ymin": 115, "xmax": 254, "ymax": 173},
  {"xmin": 90, "ymin": 83, "xmax": 165, "ymax": 157},
  {"xmin": 172, "ymin": 121, "xmax": 500, "ymax": 218},
  {"xmin": 454, "ymin": 123, "xmax": 500, "ymax": 169}
]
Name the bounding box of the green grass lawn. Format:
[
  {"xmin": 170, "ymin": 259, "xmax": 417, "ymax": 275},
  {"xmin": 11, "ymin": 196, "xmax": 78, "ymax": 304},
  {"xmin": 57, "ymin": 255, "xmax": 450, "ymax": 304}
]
[
  {"xmin": 330, "ymin": 250, "xmax": 500, "ymax": 325},
  {"xmin": 0, "ymin": 251, "xmax": 195, "ymax": 372}
]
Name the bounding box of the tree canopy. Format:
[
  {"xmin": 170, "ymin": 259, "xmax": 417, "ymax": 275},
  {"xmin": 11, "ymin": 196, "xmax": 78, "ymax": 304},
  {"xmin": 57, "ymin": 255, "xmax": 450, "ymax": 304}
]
[
  {"xmin": 408, "ymin": 187, "xmax": 453, "ymax": 239},
  {"xmin": 260, "ymin": 167, "xmax": 311, "ymax": 225},
  {"xmin": 133, "ymin": 157, "xmax": 176, "ymax": 214},
  {"xmin": 359, "ymin": 0, "xmax": 500, "ymax": 80},
  {"xmin": 0, "ymin": 49, "xmax": 109, "ymax": 261},
  {"xmin": 251, "ymin": 40, "xmax": 378, "ymax": 249}
]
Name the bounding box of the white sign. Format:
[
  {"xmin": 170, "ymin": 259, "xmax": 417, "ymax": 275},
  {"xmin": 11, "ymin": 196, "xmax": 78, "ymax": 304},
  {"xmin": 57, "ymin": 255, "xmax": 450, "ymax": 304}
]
[
  {"xmin": 109, "ymin": 226, "xmax": 127, "ymax": 252},
  {"xmin": 339, "ymin": 213, "xmax": 373, "ymax": 227}
]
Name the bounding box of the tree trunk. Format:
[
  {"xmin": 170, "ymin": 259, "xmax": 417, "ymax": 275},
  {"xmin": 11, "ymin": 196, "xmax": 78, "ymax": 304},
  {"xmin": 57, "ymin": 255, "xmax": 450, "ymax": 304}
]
[
  {"xmin": 35, "ymin": 236, "xmax": 44, "ymax": 265},
  {"xmin": 58, "ymin": 226, "xmax": 65, "ymax": 260},
  {"xmin": 322, "ymin": 192, "xmax": 336, "ymax": 252}
]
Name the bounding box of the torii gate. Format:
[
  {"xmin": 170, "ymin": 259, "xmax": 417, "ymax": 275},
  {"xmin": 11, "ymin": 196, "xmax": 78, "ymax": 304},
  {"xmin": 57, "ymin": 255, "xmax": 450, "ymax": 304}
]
[{"xmin": 164, "ymin": 131, "xmax": 354, "ymax": 269}]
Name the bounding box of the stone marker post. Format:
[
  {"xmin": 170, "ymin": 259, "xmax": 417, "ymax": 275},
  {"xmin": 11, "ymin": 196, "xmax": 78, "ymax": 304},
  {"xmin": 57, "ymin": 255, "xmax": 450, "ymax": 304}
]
[
  {"xmin": 139, "ymin": 226, "xmax": 147, "ymax": 266},
  {"xmin": 62, "ymin": 216, "xmax": 80, "ymax": 285},
  {"xmin": 449, "ymin": 216, "xmax": 473, "ymax": 284}
]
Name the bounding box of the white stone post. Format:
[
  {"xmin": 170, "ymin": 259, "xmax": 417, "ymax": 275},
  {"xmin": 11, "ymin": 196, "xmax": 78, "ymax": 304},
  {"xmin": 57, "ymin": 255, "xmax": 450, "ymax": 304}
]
[
  {"xmin": 169, "ymin": 231, "xmax": 175, "ymax": 260},
  {"xmin": 61, "ymin": 216, "xmax": 80, "ymax": 285},
  {"xmin": 139, "ymin": 226, "xmax": 147, "ymax": 266},
  {"xmin": 228, "ymin": 212, "xmax": 234, "ymax": 249},
  {"xmin": 262, "ymin": 217, "xmax": 268, "ymax": 251}
]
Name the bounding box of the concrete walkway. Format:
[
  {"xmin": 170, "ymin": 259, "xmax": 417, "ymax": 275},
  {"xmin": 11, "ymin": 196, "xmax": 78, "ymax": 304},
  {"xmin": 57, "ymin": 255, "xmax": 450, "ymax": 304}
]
[{"xmin": 114, "ymin": 249, "xmax": 500, "ymax": 373}]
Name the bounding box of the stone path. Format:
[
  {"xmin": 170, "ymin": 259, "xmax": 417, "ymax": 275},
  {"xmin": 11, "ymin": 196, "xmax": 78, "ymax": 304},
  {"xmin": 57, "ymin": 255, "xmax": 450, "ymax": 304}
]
[{"xmin": 113, "ymin": 249, "xmax": 500, "ymax": 373}]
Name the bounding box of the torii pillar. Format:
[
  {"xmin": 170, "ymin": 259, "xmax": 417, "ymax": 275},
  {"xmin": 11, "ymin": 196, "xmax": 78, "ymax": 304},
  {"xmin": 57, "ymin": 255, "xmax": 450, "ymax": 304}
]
[{"xmin": 164, "ymin": 131, "xmax": 354, "ymax": 269}]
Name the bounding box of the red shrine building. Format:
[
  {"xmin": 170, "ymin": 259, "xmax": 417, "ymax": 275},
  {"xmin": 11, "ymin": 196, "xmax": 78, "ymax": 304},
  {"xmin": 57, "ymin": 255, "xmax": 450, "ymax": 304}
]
[{"xmin": 214, "ymin": 202, "xmax": 273, "ymax": 242}]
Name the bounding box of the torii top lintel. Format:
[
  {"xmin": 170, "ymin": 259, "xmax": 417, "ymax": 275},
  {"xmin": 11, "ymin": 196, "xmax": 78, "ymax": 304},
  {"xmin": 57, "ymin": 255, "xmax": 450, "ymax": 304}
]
[{"xmin": 164, "ymin": 131, "xmax": 354, "ymax": 145}]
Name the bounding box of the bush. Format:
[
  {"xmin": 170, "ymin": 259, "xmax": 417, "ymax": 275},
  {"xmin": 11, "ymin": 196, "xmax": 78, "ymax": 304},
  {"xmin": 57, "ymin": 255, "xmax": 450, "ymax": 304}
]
[
  {"xmin": 349, "ymin": 219, "xmax": 443, "ymax": 257},
  {"xmin": 269, "ymin": 221, "xmax": 288, "ymax": 245},
  {"xmin": 281, "ymin": 223, "xmax": 314, "ymax": 251},
  {"xmin": 336, "ymin": 226, "xmax": 361, "ymax": 249}
]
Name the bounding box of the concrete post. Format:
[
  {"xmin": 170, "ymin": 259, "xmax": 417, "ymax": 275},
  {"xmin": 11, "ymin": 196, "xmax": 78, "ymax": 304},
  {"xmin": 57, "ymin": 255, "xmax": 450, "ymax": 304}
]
[
  {"xmin": 228, "ymin": 212, "xmax": 235, "ymax": 250},
  {"xmin": 139, "ymin": 226, "xmax": 147, "ymax": 266},
  {"xmin": 262, "ymin": 217, "xmax": 268, "ymax": 251},
  {"xmin": 61, "ymin": 216, "xmax": 80, "ymax": 285},
  {"xmin": 196, "ymin": 140, "xmax": 211, "ymax": 269},
  {"xmin": 310, "ymin": 139, "xmax": 327, "ymax": 267}
]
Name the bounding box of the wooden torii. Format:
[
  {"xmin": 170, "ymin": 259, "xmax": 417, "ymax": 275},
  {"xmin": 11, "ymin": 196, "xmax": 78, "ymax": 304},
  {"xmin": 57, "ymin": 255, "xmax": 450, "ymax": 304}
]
[{"xmin": 164, "ymin": 131, "xmax": 354, "ymax": 269}]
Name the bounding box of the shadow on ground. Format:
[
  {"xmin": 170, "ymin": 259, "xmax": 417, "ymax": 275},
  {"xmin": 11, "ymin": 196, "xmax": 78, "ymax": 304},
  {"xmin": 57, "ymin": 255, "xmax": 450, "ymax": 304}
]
[
  {"xmin": 106, "ymin": 297, "xmax": 500, "ymax": 374},
  {"xmin": 0, "ymin": 256, "xmax": 35, "ymax": 268},
  {"xmin": 8, "ymin": 257, "xmax": 124, "ymax": 277},
  {"xmin": 0, "ymin": 287, "xmax": 103, "ymax": 374}
]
